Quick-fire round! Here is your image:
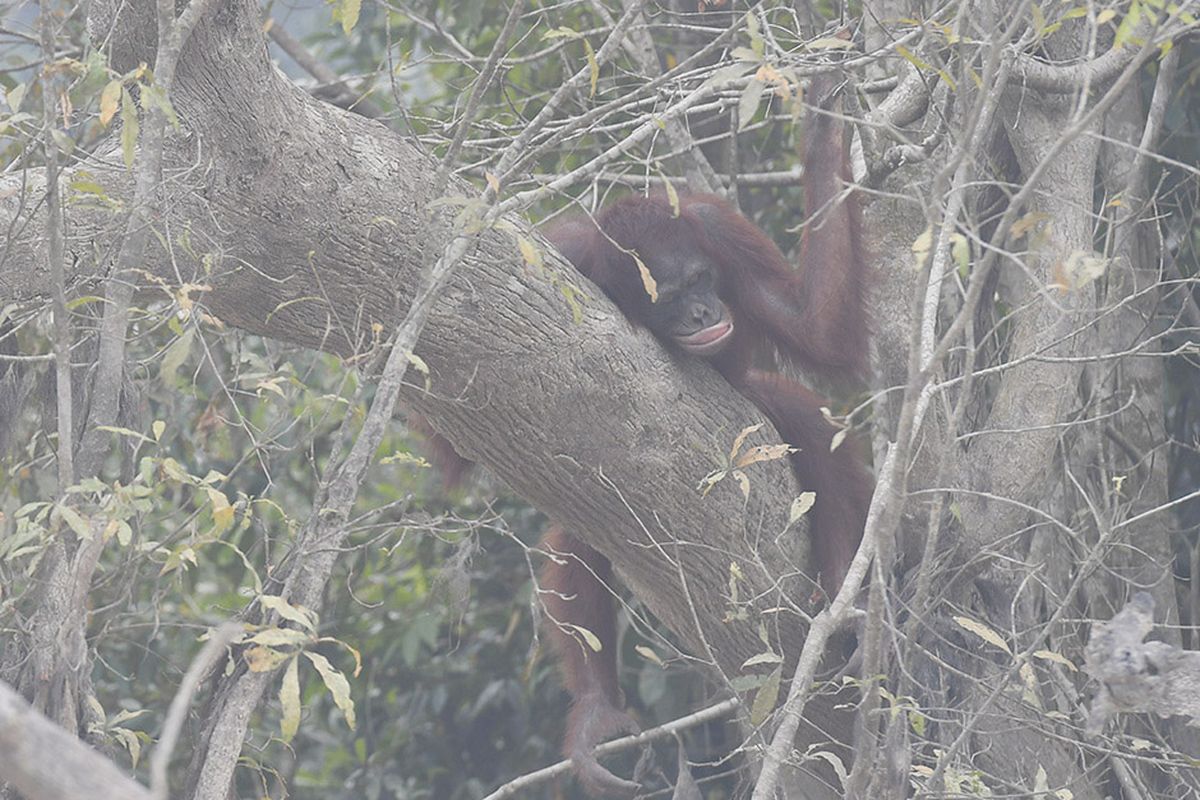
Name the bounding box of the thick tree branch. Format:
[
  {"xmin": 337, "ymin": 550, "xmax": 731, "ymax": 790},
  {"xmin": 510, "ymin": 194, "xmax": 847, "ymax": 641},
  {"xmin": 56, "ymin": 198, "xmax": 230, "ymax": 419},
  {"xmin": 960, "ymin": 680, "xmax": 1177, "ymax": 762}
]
[
  {"xmin": 2, "ymin": 0, "xmax": 814, "ymax": 714},
  {"xmin": 0, "ymin": 680, "xmax": 154, "ymax": 800}
]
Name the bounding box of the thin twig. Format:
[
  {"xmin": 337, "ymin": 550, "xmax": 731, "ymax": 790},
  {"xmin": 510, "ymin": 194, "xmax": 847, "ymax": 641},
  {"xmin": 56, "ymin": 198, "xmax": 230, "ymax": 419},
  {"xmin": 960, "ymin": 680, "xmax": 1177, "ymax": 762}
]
[
  {"xmin": 481, "ymin": 698, "xmax": 740, "ymax": 800},
  {"xmin": 267, "ymin": 20, "xmax": 385, "ymax": 119},
  {"xmin": 440, "ymin": 0, "xmax": 525, "ymax": 170},
  {"xmin": 39, "ymin": 0, "xmax": 73, "ymax": 490},
  {"xmin": 149, "ymin": 623, "xmax": 241, "ymax": 800}
]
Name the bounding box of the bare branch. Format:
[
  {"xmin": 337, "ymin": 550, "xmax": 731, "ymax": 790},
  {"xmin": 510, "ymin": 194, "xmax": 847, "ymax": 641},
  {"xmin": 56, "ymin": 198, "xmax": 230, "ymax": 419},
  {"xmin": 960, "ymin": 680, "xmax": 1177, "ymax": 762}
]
[{"xmin": 0, "ymin": 681, "xmax": 154, "ymax": 800}]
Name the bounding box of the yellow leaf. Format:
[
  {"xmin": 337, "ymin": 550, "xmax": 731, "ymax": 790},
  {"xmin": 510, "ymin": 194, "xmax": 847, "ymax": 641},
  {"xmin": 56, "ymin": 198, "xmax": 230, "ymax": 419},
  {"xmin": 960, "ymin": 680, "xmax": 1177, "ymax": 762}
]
[
  {"xmin": 584, "ymin": 40, "xmax": 598, "ymax": 98},
  {"xmin": 245, "ymin": 645, "xmax": 292, "ymax": 672},
  {"xmin": 339, "ymin": 0, "xmax": 361, "ymax": 35},
  {"xmin": 1051, "ymin": 251, "xmax": 1109, "ymax": 292},
  {"xmin": 895, "ymin": 44, "xmax": 932, "ymax": 72},
  {"xmin": 247, "ymin": 628, "xmax": 311, "ymax": 647},
  {"xmin": 99, "ymin": 80, "xmax": 121, "ymax": 126},
  {"xmin": 517, "ymin": 234, "xmax": 543, "ymax": 270},
  {"xmin": 950, "ymin": 233, "xmax": 970, "ymax": 277},
  {"xmin": 733, "ymin": 443, "xmax": 794, "ymax": 468},
  {"xmin": 1012, "ymin": 211, "xmax": 1052, "ymax": 240},
  {"xmin": 787, "ymin": 493, "xmax": 816, "ymax": 526},
  {"xmin": 632, "ymin": 254, "xmax": 658, "ymax": 301},
  {"xmin": 96, "ymin": 425, "xmax": 154, "ymax": 444},
  {"xmin": 120, "ymin": 87, "xmax": 138, "ymax": 169},
  {"xmin": 911, "ymin": 226, "xmax": 933, "ymax": 270},
  {"xmin": 733, "ymin": 469, "xmax": 750, "ymax": 499},
  {"xmin": 664, "ymin": 179, "xmax": 680, "ymax": 217},
  {"xmin": 305, "ymin": 651, "xmax": 357, "ymax": 730},
  {"xmin": 697, "ymin": 469, "xmax": 726, "ymax": 496},
  {"xmin": 1032, "ymin": 649, "xmax": 1077, "ymax": 670},
  {"xmin": 260, "ymin": 595, "xmax": 319, "ymax": 632},
  {"xmin": 206, "ymin": 487, "xmax": 234, "ymax": 534},
  {"xmin": 953, "ymin": 615, "xmax": 1012, "ymax": 655},
  {"xmin": 279, "ymin": 656, "xmax": 301, "ymax": 741},
  {"xmin": 635, "ymin": 645, "xmax": 665, "ymax": 667},
  {"xmin": 485, "ymin": 171, "xmax": 500, "ymax": 193},
  {"xmin": 569, "ymin": 623, "xmax": 603, "ymax": 652},
  {"xmin": 729, "ymin": 423, "xmax": 763, "ymax": 461}
]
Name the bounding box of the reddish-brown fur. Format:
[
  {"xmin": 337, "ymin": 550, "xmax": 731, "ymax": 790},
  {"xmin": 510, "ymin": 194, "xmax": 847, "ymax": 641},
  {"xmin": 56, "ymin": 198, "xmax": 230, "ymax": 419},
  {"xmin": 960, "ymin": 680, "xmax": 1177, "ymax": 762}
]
[
  {"xmin": 538, "ymin": 75, "xmax": 871, "ymax": 796},
  {"xmin": 415, "ymin": 74, "xmax": 870, "ymax": 796}
]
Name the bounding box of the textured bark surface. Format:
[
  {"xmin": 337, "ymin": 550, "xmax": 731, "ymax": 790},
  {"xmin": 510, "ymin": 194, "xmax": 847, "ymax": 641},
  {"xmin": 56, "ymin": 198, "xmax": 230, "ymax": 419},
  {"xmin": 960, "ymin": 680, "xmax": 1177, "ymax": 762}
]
[{"xmin": 0, "ymin": 681, "xmax": 153, "ymax": 800}]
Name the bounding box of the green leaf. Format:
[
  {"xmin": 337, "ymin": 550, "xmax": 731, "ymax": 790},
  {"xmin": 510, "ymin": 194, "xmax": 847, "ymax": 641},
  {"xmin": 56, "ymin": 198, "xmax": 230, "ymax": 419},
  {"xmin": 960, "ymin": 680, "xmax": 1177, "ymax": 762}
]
[
  {"xmin": 729, "ymin": 47, "xmax": 761, "ymax": 63},
  {"xmin": 559, "ymin": 282, "xmax": 585, "ymax": 324},
  {"xmin": 5, "ymin": 83, "xmax": 27, "ymax": 112},
  {"xmin": 745, "ymin": 11, "xmax": 764, "ymax": 57},
  {"xmin": 737, "ymin": 79, "xmax": 766, "ymax": 131},
  {"xmin": 1031, "ymin": 3, "xmax": 1047, "ymax": 35},
  {"xmin": 708, "ymin": 62, "xmax": 756, "ymax": 86},
  {"xmin": 160, "ymin": 328, "xmax": 194, "ymax": 385},
  {"xmin": 305, "ymin": 651, "xmax": 357, "ymax": 730},
  {"xmin": 741, "ymin": 651, "xmax": 783, "ymax": 668},
  {"xmin": 56, "ymin": 504, "xmax": 93, "ymax": 540},
  {"xmin": 334, "ymin": 0, "xmax": 361, "ymax": 35},
  {"xmin": 583, "ymin": 39, "xmax": 598, "ymax": 99},
  {"xmin": 139, "ymin": 84, "xmax": 179, "ymax": 130},
  {"xmin": 750, "ymin": 666, "xmax": 782, "ymax": 726},
  {"xmin": 1114, "ymin": 0, "xmax": 1142, "ymax": 48},
  {"xmin": 542, "ymin": 26, "xmax": 581, "ymax": 40},
  {"xmin": 51, "ymin": 129, "xmax": 75, "ymax": 156},
  {"xmin": 951, "ymin": 233, "xmax": 970, "ymax": 277},
  {"xmin": 113, "ymin": 727, "xmax": 141, "ymax": 768},
  {"xmin": 159, "ymin": 456, "xmax": 193, "ymax": 483}
]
